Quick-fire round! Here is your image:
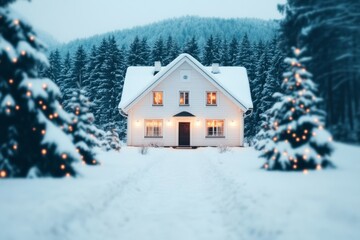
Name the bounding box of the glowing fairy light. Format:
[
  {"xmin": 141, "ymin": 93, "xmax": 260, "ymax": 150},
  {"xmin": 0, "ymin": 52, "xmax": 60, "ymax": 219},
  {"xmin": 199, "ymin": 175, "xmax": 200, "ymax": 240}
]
[
  {"xmin": 61, "ymin": 154, "xmax": 67, "ymax": 159},
  {"xmin": 0, "ymin": 170, "xmax": 6, "ymax": 178},
  {"xmin": 41, "ymin": 149, "xmax": 47, "ymax": 155},
  {"xmin": 13, "ymin": 19, "xmax": 20, "ymax": 25},
  {"xmin": 60, "ymin": 164, "xmax": 65, "ymax": 170},
  {"xmin": 9, "ymin": 79, "xmax": 14, "ymax": 84}
]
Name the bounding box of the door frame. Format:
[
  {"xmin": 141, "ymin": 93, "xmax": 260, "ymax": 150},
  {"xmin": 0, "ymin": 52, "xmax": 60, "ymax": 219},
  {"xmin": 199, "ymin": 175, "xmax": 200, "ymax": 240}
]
[{"xmin": 178, "ymin": 122, "xmax": 190, "ymax": 146}]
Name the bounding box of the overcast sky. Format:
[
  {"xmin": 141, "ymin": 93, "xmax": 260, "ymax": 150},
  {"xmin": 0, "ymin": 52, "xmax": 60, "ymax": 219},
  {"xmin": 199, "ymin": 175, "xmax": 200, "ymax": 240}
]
[{"xmin": 12, "ymin": 0, "xmax": 286, "ymax": 43}]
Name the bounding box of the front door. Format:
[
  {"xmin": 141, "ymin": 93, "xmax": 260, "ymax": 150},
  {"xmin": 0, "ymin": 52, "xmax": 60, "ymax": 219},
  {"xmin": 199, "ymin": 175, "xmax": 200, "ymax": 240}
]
[{"xmin": 178, "ymin": 122, "xmax": 190, "ymax": 146}]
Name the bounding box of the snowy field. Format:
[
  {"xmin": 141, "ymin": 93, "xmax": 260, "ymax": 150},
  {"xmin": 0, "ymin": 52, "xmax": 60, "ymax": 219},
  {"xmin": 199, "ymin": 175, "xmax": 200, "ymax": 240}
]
[{"xmin": 0, "ymin": 143, "xmax": 359, "ymax": 240}]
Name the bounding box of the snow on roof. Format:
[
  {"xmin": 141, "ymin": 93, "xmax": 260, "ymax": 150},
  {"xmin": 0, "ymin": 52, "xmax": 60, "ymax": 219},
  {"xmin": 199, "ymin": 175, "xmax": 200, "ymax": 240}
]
[{"xmin": 119, "ymin": 53, "xmax": 253, "ymax": 113}]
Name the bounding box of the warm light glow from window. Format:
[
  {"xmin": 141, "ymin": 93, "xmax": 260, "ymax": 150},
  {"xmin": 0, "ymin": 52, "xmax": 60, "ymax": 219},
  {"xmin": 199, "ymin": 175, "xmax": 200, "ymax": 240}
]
[
  {"xmin": 206, "ymin": 92, "xmax": 217, "ymax": 105},
  {"xmin": 206, "ymin": 120, "xmax": 224, "ymax": 137},
  {"xmin": 179, "ymin": 91, "xmax": 189, "ymax": 105},
  {"xmin": 153, "ymin": 91, "xmax": 163, "ymax": 105},
  {"xmin": 145, "ymin": 119, "xmax": 163, "ymax": 137}
]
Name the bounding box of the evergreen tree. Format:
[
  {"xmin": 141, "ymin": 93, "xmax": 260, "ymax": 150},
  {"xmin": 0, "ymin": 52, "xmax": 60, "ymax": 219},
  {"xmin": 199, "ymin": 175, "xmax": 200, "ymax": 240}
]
[
  {"xmin": 139, "ymin": 37, "xmax": 151, "ymax": 66},
  {"xmin": 63, "ymin": 45, "xmax": 87, "ymax": 111},
  {"xmin": 168, "ymin": 40, "xmax": 180, "ymax": 63},
  {"xmin": 202, "ymin": 35, "xmax": 215, "ymax": 66},
  {"xmin": 151, "ymin": 36, "xmax": 165, "ymax": 63},
  {"xmin": 68, "ymin": 88, "xmax": 100, "ymax": 165},
  {"xmin": 59, "ymin": 52, "xmax": 72, "ymax": 102},
  {"xmin": 83, "ymin": 45, "xmax": 97, "ymax": 92},
  {"xmin": 228, "ymin": 37, "xmax": 239, "ymax": 66},
  {"xmin": 183, "ymin": 36, "xmax": 200, "ymax": 61},
  {"xmin": 256, "ymin": 47, "xmax": 333, "ymax": 171},
  {"xmin": 237, "ymin": 33, "xmax": 252, "ymax": 69},
  {"xmin": 127, "ymin": 36, "xmax": 143, "ymax": 66},
  {"xmin": 220, "ymin": 39, "xmax": 230, "ymax": 66},
  {"xmin": 163, "ymin": 35, "xmax": 176, "ymax": 65},
  {"xmin": 105, "ymin": 130, "xmax": 121, "ymax": 151},
  {"xmin": 213, "ymin": 35, "xmax": 222, "ymax": 63},
  {"xmin": 88, "ymin": 38, "xmax": 108, "ymax": 123},
  {"xmin": 43, "ymin": 49, "xmax": 62, "ymax": 86},
  {"xmin": 0, "ymin": 2, "xmax": 80, "ymax": 178}
]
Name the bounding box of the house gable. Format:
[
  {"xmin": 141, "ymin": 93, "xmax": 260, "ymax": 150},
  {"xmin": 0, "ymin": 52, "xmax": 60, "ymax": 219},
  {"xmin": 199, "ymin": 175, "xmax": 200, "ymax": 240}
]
[{"xmin": 119, "ymin": 54, "xmax": 253, "ymax": 114}]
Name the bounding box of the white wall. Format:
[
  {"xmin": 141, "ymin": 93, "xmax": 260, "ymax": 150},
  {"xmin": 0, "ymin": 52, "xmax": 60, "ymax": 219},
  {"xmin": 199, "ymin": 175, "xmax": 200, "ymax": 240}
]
[{"xmin": 127, "ymin": 61, "xmax": 244, "ymax": 147}]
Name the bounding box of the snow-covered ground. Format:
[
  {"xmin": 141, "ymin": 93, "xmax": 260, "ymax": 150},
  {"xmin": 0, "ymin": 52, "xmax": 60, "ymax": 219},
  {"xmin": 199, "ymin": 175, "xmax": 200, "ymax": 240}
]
[{"xmin": 1, "ymin": 143, "xmax": 359, "ymax": 240}]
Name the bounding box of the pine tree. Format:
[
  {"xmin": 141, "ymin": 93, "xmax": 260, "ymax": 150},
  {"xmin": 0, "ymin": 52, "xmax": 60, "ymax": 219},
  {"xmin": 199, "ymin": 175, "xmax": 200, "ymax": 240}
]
[
  {"xmin": 237, "ymin": 33, "xmax": 252, "ymax": 69},
  {"xmin": 59, "ymin": 52, "xmax": 72, "ymax": 97},
  {"xmin": 139, "ymin": 37, "xmax": 151, "ymax": 66},
  {"xmin": 88, "ymin": 38, "xmax": 108, "ymax": 123},
  {"xmin": 213, "ymin": 35, "xmax": 222, "ymax": 63},
  {"xmin": 127, "ymin": 36, "xmax": 143, "ymax": 66},
  {"xmin": 63, "ymin": 45, "xmax": 87, "ymax": 111},
  {"xmin": 151, "ymin": 36, "xmax": 165, "ymax": 63},
  {"xmin": 183, "ymin": 36, "xmax": 200, "ymax": 61},
  {"xmin": 228, "ymin": 37, "xmax": 239, "ymax": 66},
  {"xmin": 68, "ymin": 88, "xmax": 100, "ymax": 165},
  {"xmin": 105, "ymin": 130, "xmax": 121, "ymax": 151},
  {"xmin": 248, "ymin": 41, "xmax": 270, "ymax": 138},
  {"xmin": 0, "ymin": 2, "xmax": 80, "ymax": 178},
  {"xmin": 168, "ymin": 40, "xmax": 180, "ymax": 63},
  {"xmin": 163, "ymin": 35, "xmax": 176, "ymax": 65},
  {"xmin": 255, "ymin": 47, "xmax": 333, "ymax": 171},
  {"xmin": 220, "ymin": 39, "xmax": 230, "ymax": 66},
  {"xmin": 43, "ymin": 49, "xmax": 62, "ymax": 86},
  {"xmin": 202, "ymin": 35, "xmax": 215, "ymax": 66},
  {"xmin": 83, "ymin": 45, "xmax": 97, "ymax": 92}
]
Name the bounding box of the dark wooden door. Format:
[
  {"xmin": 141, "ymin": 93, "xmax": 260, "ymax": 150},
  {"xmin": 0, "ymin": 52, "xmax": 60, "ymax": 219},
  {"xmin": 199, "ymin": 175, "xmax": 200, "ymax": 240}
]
[{"xmin": 178, "ymin": 122, "xmax": 190, "ymax": 146}]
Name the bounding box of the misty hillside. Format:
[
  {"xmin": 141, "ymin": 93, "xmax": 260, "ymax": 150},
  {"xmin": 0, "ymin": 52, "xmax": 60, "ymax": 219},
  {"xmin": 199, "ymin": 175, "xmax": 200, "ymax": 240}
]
[{"xmin": 54, "ymin": 16, "xmax": 279, "ymax": 55}]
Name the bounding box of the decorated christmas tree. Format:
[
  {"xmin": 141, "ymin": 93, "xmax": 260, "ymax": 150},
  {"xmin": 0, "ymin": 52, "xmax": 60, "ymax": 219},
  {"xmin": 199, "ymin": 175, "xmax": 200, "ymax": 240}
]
[
  {"xmin": 0, "ymin": 1, "xmax": 80, "ymax": 178},
  {"xmin": 255, "ymin": 47, "xmax": 333, "ymax": 171},
  {"xmin": 68, "ymin": 88, "xmax": 100, "ymax": 165}
]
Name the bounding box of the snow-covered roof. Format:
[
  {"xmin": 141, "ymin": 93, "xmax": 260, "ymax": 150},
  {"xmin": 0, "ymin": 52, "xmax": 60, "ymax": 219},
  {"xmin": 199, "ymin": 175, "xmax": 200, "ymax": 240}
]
[{"xmin": 119, "ymin": 53, "xmax": 253, "ymax": 113}]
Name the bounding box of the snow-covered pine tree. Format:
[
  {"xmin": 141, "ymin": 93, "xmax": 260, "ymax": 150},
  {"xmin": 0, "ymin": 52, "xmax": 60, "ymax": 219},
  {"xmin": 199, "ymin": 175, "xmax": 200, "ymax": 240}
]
[
  {"xmin": 183, "ymin": 36, "xmax": 200, "ymax": 61},
  {"xmin": 105, "ymin": 130, "xmax": 121, "ymax": 151},
  {"xmin": 163, "ymin": 35, "xmax": 175, "ymax": 65},
  {"xmin": 237, "ymin": 33, "xmax": 252, "ymax": 69},
  {"xmin": 0, "ymin": 2, "xmax": 80, "ymax": 178},
  {"xmin": 68, "ymin": 88, "xmax": 99, "ymax": 165},
  {"xmin": 202, "ymin": 35, "xmax": 215, "ymax": 66},
  {"xmin": 220, "ymin": 39, "xmax": 230, "ymax": 66},
  {"xmin": 89, "ymin": 38, "xmax": 108, "ymax": 124},
  {"xmin": 213, "ymin": 35, "xmax": 222, "ymax": 64},
  {"xmin": 256, "ymin": 47, "xmax": 333, "ymax": 171},
  {"xmin": 83, "ymin": 45, "xmax": 97, "ymax": 91},
  {"xmin": 139, "ymin": 37, "xmax": 151, "ymax": 66},
  {"xmin": 151, "ymin": 36, "xmax": 165, "ymax": 63},
  {"xmin": 43, "ymin": 49, "xmax": 62, "ymax": 86},
  {"xmin": 228, "ymin": 37, "xmax": 239, "ymax": 66},
  {"xmin": 127, "ymin": 36, "xmax": 143, "ymax": 66},
  {"xmin": 58, "ymin": 52, "xmax": 72, "ymax": 98},
  {"xmin": 63, "ymin": 45, "xmax": 87, "ymax": 111}
]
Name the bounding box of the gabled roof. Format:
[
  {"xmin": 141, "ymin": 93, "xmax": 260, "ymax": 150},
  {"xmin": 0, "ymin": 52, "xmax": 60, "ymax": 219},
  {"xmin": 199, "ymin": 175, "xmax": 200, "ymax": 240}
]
[{"xmin": 119, "ymin": 53, "xmax": 253, "ymax": 113}]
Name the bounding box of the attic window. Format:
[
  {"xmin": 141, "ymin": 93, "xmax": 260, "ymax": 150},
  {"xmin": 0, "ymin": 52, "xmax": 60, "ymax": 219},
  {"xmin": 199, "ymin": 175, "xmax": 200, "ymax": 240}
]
[
  {"xmin": 206, "ymin": 92, "xmax": 217, "ymax": 106},
  {"xmin": 153, "ymin": 91, "xmax": 163, "ymax": 106}
]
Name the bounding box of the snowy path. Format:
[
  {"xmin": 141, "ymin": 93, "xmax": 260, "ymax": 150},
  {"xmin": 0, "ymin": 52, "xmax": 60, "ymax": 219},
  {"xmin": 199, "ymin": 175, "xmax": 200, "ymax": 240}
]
[
  {"xmin": 51, "ymin": 149, "xmax": 257, "ymax": 240},
  {"xmin": 1, "ymin": 144, "xmax": 360, "ymax": 240}
]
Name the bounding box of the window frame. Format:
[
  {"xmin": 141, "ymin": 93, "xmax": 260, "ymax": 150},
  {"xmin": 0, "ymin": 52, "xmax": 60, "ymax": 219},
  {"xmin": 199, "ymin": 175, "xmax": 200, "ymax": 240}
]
[
  {"xmin": 152, "ymin": 91, "xmax": 163, "ymax": 106},
  {"xmin": 179, "ymin": 91, "xmax": 190, "ymax": 106},
  {"xmin": 205, "ymin": 119, "xmax": 225, "ymax": 138},
  {"xmin": 144, "ymin": 119, "xmax": 163, "ymax": 138},
  {"xmin": 206, "ymin": 91, "xmax": 217, "ymax": 106}
]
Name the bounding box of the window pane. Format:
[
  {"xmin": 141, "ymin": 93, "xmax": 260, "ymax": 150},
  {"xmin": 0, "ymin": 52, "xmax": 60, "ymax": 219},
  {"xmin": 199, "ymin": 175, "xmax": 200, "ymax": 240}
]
[
  {"xmin": 206, "ymin": 92, "xmax": 216, "ymax": 105},
  {"xmin": 153, "ymin": 92, "xmax": 163, "ymax": 105},
  {"xmin": 206, "ymin": 120, "xmax": 224, "ymax": 136},
  {"xmin": 145, "ymin": 120, "xmax": 163, "ymax": 137}
]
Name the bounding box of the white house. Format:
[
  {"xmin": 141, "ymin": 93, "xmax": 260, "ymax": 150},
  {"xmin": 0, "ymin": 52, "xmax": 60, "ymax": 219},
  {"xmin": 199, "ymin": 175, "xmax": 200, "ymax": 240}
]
[{"xmin": 118, "ymin": 53, "xmax": 253, "ymax": 147}]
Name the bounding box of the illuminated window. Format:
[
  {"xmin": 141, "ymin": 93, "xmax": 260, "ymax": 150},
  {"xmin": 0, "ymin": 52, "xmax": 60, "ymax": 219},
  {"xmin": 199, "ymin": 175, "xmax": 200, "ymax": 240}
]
[
  {"xmin": 179, "ymin": 91, "xmax": 189, "ymax": 105},
  {"xmin": 145, "ymin": 120, "xmax": 163, "ymax": 137},
  {"xmin": 206, "ymin": 92, "xmax": 217, "ymax": 105},
  {"xmin": 153, "ymin": 91, "xmax": 163, "ymax": 105},
  {"xmin": 206, "ymin": 120, "xmax": 224, "ymax": 137}
]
